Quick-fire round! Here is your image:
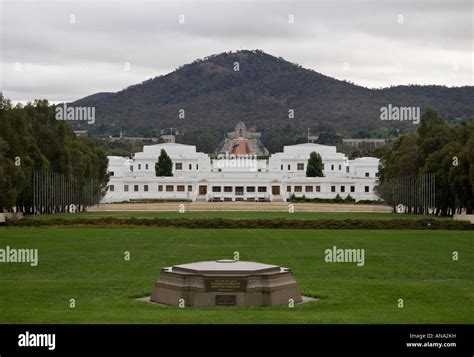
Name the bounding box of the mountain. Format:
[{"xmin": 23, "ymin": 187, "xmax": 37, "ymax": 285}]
[
  {"xmin": 71, "ymin": 50, "xmax": 474, "ymax": 153},
  {"xmin": 76, "ymin": 92, "xmax": 114, "ymax": 103}
]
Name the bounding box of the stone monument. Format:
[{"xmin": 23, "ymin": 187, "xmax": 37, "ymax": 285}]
[{"xmin": 150, "ymin": 259, "xmax": 302, "ymax": 307}]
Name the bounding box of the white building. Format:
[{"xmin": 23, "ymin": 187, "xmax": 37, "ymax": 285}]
[{"xmin": 103, "ymin": 142, "xmax": 380, "ymax": 203}]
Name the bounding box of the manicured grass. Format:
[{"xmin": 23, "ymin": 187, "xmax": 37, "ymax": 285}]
[
  {"xmin": 23, "ymin": 211, "xmax": 448, "ymax": 221},
  {"xmin": 0, "ymin": 228, "xmax": 472, "ymax": 323}
]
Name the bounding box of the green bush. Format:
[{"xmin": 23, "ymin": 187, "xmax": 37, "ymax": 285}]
[
  {"xmin": 345, "ymin": 195, "xmax": 356, "ymax": 203},
  {"xmin": 288, "ymin": 195, "xmax": 381, "ymax": 204},
  {"xmin": 6, "ymin": 217, "xmax": 473, "ymax": 230}
]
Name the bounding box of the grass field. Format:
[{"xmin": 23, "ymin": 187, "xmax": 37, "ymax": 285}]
[
  {"xmin": 0, "ymin": 227, "xmax": 472, "ymax": 324},
  {"xmin": 23, "ymin": 211, "xmax": 449, "ymax": 221}
]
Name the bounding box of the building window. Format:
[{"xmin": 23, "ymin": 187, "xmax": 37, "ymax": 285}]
[
  {"xmin": 177, "ymin": 185, "xmax": 185, "ymax": 192},
  {"xmin": 124, "ymin": 185, "xmax": 129, "ymax": 192},
  {"xmin": 346, "ymin": 166, "xmax": 350, "ymax": 173},
  {"xmin": 350, "ymin": 186, "xmax": 355, "ymax": 193},
  {"xmin": 218, "ymin": 168, "xmax": 222, "ymax": 172},
  {"xmin": 331, "ymin": 186, "xmax": 336, "ymax": 192},
  {"xmin": 305, "ymin": 186, "xmax": 313, "ymax": 192},
  {"xmin": 145, "ymin": 164, "xmax": 149, "ymax": 170},
  {"xmin": 224, "ymin": 186, "xmax": 233, "ymax": 192},
  {"xmin": 176, "ymin": 163, "xmax": 182, "ymax": 170},
  {"xmin": 365, "ymin": 172, "xmax": 370, "ymax": 177},
  {"xmin": 258, "ymin": 186, "xmax": 267, "ymax": 193},
  {"xmin": 281, "ymin": 164, "xmax": 283, "ymax": 170},
  {"xmin": 365, "ymin": 186, "xmax": 370, "ymax": 193},
  {"xmin": 138, "ymin": 164, "xmax": 141, "ymax": 170},
  {"xmin": 287, "ymin": 186, "xmax": 291, "ymax": 192},
  {"xmin": 331, "ymin": 164, "xmax": 334, "ymax": 171},
  {"xmin": 340, "ymin": 186, "xmax": 345, "ymax": 193},
  {"xmin": 212, "ymin": 186, "xmax": 221, "ymax": 193},
  {"xmin": 197, "ymin": 164, "xmax": 199, "ymax": 170},
  {"xmin": 375, "ymin": 172, "xmax": 379, "ymax": 177},
  {"xmin": 109, "ymin": 185, "xmax": 114, "ymax": 192},
  {"xmin": 134, "ymin": 185, "xmax": 139, "ymax": 192},
  {"xmin": 188, "ymin": 185, "xmax": 192, "ymax": 192},
  {"xmin": 316, "ymin": 186, "xmax": 321, "ymax": 192},
  {"xmin": 297, "ymin": 163, "xmax": 304, "ymax": 170},
  {"xmin": 158, "ymin": 185, "xmax": 163, "ymax": 192},
  {"xmin": 247, "ymin": 186, "xmax": 255, "ymax": 193},
  {"xmin": 166, "ymin": 185, "xmax": 174, "ymax": 192},
  {"xmin": 294, "ymin": 186, "xmax": 302, "ymax": 193},
  {"xmin": 109, "ymin": 171, "xmax": 114, "ymax": 176},
  {"xmin": 287, "ymin": 164, "xmax": 291, "ymax": 170},
  {"xmin": 130, "ymin": 165, "xmax": 133, "ymax": 172},
  {"xmin": 339, "ymin": 165, "xmax": 342, "ymax": 171},
  {"xmin": 189, "ymin": 164, "xmax": 192, "ymax": 170},
  {"xmin": 144, "ymin": 185, "xmax": 149, "ymax": 192}
]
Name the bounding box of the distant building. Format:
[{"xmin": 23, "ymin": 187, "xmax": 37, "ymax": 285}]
[
  {"xmin": 343, "ymin": 139, "xmax": 385, "ymax": 150},
  {"xmin": 307, "ymin": 128, "xmax": 318, "ymax": 143},
  {"xmin": 161, "ymin": 135, "xmax": 175, "ymax": 143},
  {"xmin": 108, "ymin": 134, "xmax": 160, "ymax": 143},
  {"xmin": 74, "ymin": 130, "xmax": 88, "ymax": 137},
  {"xmin": 218, "ymin": 122, "xmax": 269, "ymax": 157},
  {"xmin": 103, "ymin": 142, "xmax": 380, "ymax": 203}
]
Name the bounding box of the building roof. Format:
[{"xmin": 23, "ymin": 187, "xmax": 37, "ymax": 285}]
[
  {"xmin": 277, "ymin": 143, "xmax": 344, "ymax": 160},
  {"xmin": 352, "ymin": 157, "xmax": 379, "ymax": 162},
  {"xmin": 108, "ymin": 156, "xmax": 132, "ymax": 163},
  {"xmin": 283, "ymin": 143, "xmax": 336, "ymax": 153},
  {"xmin": 134, "ymin": 143, "xmax": 200, "ymax": 158}
]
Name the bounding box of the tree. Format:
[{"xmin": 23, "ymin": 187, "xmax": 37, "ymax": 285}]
[
  {"xmin": 376, "ymin": 109, "xmax": 474, "ymax": 216},
  {"xmin": 306, "ymin": 151, "xmax": 324, "ymax": 177},
  {"xmin": 316, "ymin": 132, "xmax": 343, "ymax": 146},
  {"xmin": 449, "ymin": 122, "xmax": 474, "ymax": 213},
  {"xmin": 0, "ymin": 95, "xmax": 109, "ymax": 213},
  {"xmin": 155, "ymin": 149, "xmax": 173, "ymax": 176},
  {"xmin": 0, "ymin": 138, "xmax": 21, "ymax": 210}
]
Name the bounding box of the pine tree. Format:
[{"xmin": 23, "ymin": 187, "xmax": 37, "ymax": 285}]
[
  {"xmin": 155, "ymin": 149, "xmax": 173, "ymax": 176},
  {"xmin": 306, "ymin": 151, "xmax": 324, "ymax": 177}
]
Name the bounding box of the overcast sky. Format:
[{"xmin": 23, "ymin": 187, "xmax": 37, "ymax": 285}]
[{"xmin": 1, "ymin": 0, "xmax": 472, "ymax": 103}]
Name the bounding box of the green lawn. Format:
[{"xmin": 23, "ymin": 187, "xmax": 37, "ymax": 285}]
[
  {"xmin": 23, "ymin": 211, "xmax": 449, "ymax": 221},
  {"xmin": 0, "ymin": 228, "xmax": 472, "ymax": 324}
]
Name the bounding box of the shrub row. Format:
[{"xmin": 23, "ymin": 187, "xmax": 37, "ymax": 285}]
[
  {"xmin": 5, "ymin": 217, "xmax": 473, "ymax": 230},
  {"xmin": 289, "ymin": 194, "xmax": 384, "ymax": 205}
]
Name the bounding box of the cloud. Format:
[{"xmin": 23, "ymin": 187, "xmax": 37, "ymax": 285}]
[{"xmin": 1, "ymin": 0, "xmax": 472, "ymax": 103}]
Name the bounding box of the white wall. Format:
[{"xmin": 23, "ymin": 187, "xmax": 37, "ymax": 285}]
[{"xmin": 103, "ymin": 143, "xmax": 380, "ymax": 203}]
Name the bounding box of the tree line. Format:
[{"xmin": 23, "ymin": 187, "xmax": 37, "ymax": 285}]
[
  {"xmin": 0, "ymin": 94, "xmax": 109, "ymax": 213},
  {"xmin": 377, "ymin": 109, "xmax": 474, "ymax": 215}
]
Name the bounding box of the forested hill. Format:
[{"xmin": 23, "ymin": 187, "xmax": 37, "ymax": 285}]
[{"xmin": 71, "ymin": 50, "xmax": 474, "ymax": 153}]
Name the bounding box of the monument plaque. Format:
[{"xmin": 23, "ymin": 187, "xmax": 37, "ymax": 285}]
[
  {"xmin": 215, "ymin": 295, "xmax": 237, "ymax": 306},
  {"xmin": 205, "ymin": 278, "xmax": 247, "ymax": 292},
  {"xmin": 150, "ymin": 259, "xmax": 303, "ymax": 307}
]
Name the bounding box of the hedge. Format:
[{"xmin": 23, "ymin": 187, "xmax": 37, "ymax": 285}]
[
  {"xmin": 288, "ymin": 194, "xmax": 384, "ymax": 205},
  {"xmin": 4, "ymin": 217, "xmax": 473, "ymax": 230}
]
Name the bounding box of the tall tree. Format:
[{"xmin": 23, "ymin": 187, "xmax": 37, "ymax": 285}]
[
  {"xmin": 0, "ymin": 94, "xmax": 109, "ymax": 213},
  {"xmin": 449, "ymin": 122, "xmax": 474, "ymax": 213},
  {"xmin": 306, "ymin": 151, "xmax": 324, "ymax": 177},
  {"xmin": 155, "ymin": 149, "xmax": 173, "ymax": 176},
  {"xmin": 377, "ymin": 109, "xmax": 474, "ymax": 216}
]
